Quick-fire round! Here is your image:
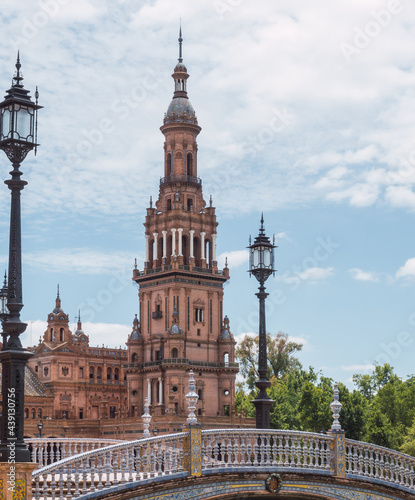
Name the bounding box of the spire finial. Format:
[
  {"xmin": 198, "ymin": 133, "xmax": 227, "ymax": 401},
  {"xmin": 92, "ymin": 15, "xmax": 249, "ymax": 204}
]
[
  {"xmin": 78, "ymin": 309, "xmax": 81, "ymax": 322},
  {"xmin": 178, "ymin": 22, "xmax": 183, "ymax": 63},
  {"xmin": 14, "ymin": 51, "xmax": 23, "ymax": 86},
  {"xmin": 3, "ymin": 271, "xmax": 7, "ymax": 288},
  {"xmin": 149, "ymin": 195, "xmax": 153, "ymax": 208},
  {"xmin": 259, "ymin": 213, "xmax": 265, "ymax": 234},
  {"xmin": 57, "ymin": 284, "xmax": 60, "ymax": 299}
]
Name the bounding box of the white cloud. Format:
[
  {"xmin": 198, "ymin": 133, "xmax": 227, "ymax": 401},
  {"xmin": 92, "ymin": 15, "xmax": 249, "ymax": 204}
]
[
  {"xmin": 349, "ymin": 268, "xmax": 380, "ymax": 282},
  {"xmin": 21, "ymin": 249, "xmax": 139, "ymax": 275},
  {"xmin": 217, "ymin": 250, "xmax": 249, "ymax": 269},
  {"xmin": 280, "ymin": 267, "xmax": 334, "ymax": 285},
  {"xmin": 396, "ymin": 257, "xmax": 415, "ymax": 279},
  {"xmin": 276, "ymin": 232, "xmax": 291, "ymax": 242}
]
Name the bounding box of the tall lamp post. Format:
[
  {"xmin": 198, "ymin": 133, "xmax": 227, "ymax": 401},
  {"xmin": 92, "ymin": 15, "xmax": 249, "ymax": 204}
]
[
  {"xmin": 0, "ymin": 54, "xmax": 41, "ymax": 463},
  {"xmin": 248, "ymin": 214, "xmax": 276, "ymax": 429}
]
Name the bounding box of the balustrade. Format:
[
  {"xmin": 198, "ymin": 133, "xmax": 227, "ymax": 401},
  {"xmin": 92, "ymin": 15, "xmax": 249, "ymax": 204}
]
[{"xmin": 30, "ymin": 430, "xmax": 415, "ymax": 499}]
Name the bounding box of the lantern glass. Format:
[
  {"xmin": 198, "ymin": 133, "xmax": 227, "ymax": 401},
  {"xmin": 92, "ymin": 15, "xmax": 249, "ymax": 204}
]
[
  {"xmin": 263, "ymin": 247, "xmax": 272, "ymax": 267},
  {"xmin": 14, "ymin": 104, "xmax": 34, "ymax": 142},
  {"xmin": 0, "ymin": 106, "xmax": 12, "ymax": 141}
]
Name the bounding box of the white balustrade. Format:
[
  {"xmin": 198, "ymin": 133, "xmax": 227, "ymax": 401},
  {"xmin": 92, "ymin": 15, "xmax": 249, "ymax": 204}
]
[
  {"xmin": 345, "ymin": 439, "xmax": 415, "ymax": 491},
  {"xmin": 25, "ymin": 438, "xmax": 122, "ymax": 469},
  {"xmin": 201, "ymin": 429, "xmax": 332, "ymax": 472},
  {"xmin": 32, "ymin": 432, "xmax": 188, "ymax": 500},
  {"xmin": 30, "ymin": 431, "xmax": 415, "ymax": 499}
]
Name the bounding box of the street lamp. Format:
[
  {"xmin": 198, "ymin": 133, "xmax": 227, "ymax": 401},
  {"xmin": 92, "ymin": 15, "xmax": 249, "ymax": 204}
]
[
  {"xmin": 37, "ymin": 420, "xmax": 43, "ymax": 438},
  {"xmin": 248, "ymin": 214, "xmax": 276, "ymax": 429},
  {"xmin": 0, "ymin": 272, "xmax": 8, "ymax": 349},
  {"xmin": 0, "ymin": 54, "xmax": 41, "ymax": 463}
]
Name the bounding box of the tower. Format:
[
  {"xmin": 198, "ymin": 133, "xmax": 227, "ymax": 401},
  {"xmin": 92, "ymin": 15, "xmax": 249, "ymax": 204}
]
[{"xmin": 127, "ymin": 30, "xmax": 238, "ymax": 420}]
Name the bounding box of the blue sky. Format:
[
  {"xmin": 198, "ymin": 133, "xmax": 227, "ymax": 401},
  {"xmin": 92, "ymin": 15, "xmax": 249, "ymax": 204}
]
[{"xmin": 1, "ymin": 0, "xmax": 415, "ymax": 386}]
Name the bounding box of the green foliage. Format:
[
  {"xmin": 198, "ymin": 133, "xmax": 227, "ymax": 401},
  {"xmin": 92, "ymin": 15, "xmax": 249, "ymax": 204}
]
[
  {"xmin": 236, "ymin": 331, "xmax": 303, "ymax": 390},
  {"xmin": 234, "ymin": 352, "xmax": 415, "ymax": 454}
]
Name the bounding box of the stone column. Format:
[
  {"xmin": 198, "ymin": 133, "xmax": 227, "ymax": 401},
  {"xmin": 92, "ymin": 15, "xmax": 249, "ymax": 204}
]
[
  {"xmin": 189, "ymin": 230, "xmax": 194, "ymax": 259},
  {"xmin": 212, "ymin": 233, "xmax": 217, "ymax": 261},
  {"xmin": 153, "ymin": 233, "xmax": 158, "ymax": 262},
  {"xmin": 162, "ymin": 230, "xmax": 167, "ymax": 259},
  {"xmin": 158, "ymin": 377, "xmax": 163, "ymax": 404},
  {"xmin": 147, "ymin": 379, "xmax": 151, "ymax": 405},
  {"xmin": 177, "ymin": 228, "xmax": 183, "ymax": 256},
  {"xmin": 200, "ymin": 232, "xmax": 206, "ymax": 260},
  {"xmin": 171, "ymin": 228, "xmax": 176, "ymax": 256},
  {"xmin": 145, "ymin": 235, "xmax": 150, "ymax": 264}
]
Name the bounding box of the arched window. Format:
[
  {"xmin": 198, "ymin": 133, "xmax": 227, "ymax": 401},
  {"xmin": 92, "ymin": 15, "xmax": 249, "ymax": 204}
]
[
  {"xmin": 166, "ymin": 153, "xmax": 172, "ymax": 176},
  {"xmin": 43, "ymin": 367, "xmax": 49, "ymax": 377},
  {"xmin": 205, "ymin": 239, "xmax": 210, "ymax": 268},
  {"xmin": 38, "ymin": 409, "xmax": 42, "ymax": 419},
  {"xmin": 50, "ymin": 328, "xmax": 54, "ymax": 341},
  {"xmin": 171, "ymin": 348, "xmax": 178, "ymax": 358},
  {"xmin": 24, "ymin": 408, "xmax": 29, "ymax": 419},
  {"xmin": 114, "ymin": 368, "xmax": 119, "ymax": 381},
  {"xmin": 89, "ymin": 366, "xmax": 95, "ymax": 379},
  {"xmin": 107, "ymin": 367, "xmax": 112, "ymax": 380},
  {"xmin": 187, "ymin": 153, "xmax": 193, "ymax": 176},
  {"xmin": 224, "ymin": 352, "xmax": 229, "ymax": 367},
  {"xmin": 97, "ymin": 366, "xmax": 102, "ymax": 379},
  {"xmin": 198, "ymin": 389, "xmax": 203, "ymax": 401},
  {"xmin": 131, "ymin": 353, "xmax": 138, "ymax": 363},
  {"xmin": 59, "ymin": 328, "xmax": 64, "ymax": 342},
  {"xmin": 182, "ymin": 235, "xmax": 188, "ymax": 261},
  {"xmin": 193, "ymin": 237, "xmax": 200, "ymax": 267},
  {"xmin": 31, "ymin": 409, "xmax": 35, "ymax": 419}
]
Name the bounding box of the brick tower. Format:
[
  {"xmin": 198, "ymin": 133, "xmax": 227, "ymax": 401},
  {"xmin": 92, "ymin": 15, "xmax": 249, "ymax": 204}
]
[{"xmin": 127, "ymin": 30, "xmax": 238, "ymax": 421}]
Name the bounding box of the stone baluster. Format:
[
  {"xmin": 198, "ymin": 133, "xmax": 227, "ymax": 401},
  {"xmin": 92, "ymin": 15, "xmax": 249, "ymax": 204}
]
[
  {"xmin": 73, "ymin": 465, "xmax": 81, "ymax": 497},
  {"xmin": 97, "ymin": 454, "xmax": 104, "ymax": 489},
  {"xmin": 66, "ymin": 470, "xmax": 73, "ymax": 499},
  {"xmin": 58, "ymin": 468, "xmax": 65, "ymax": 498},
  {"xmin": 50, "ymin": 472, "xmax": 57, "ymax": 498},
  {"xmin": 226, "ymin": 435, "xmax": 232, "ymax": 467},
  {"xmin": 82, "ymin": 458, "xmax": 88, "ymax": 493}
]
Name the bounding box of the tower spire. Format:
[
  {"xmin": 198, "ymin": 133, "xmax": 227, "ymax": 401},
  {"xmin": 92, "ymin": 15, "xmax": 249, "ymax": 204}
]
[{"xmin": 178, "ymin": 22, "xmax": 183, "ymax": 63}]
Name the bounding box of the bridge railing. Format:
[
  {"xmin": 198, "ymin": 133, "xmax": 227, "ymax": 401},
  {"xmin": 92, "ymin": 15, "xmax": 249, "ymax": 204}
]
[
  {"xmin": 32, "ymin": 432, "xmax": 187, "ymax": 500},
  {"xmin": 25, "ymin": 438, "xmax": 123, "ymax": 469},
  {"xmin": 201, "ymin": 429, "xmax": 332, "ymax": 472},
  {"xmin": 30, "ymin": 429, "xmax": 415, "ymax": 499},
  {"xmin": 345, "ymin": 438, "xmax": 415, "ymax": 491}
]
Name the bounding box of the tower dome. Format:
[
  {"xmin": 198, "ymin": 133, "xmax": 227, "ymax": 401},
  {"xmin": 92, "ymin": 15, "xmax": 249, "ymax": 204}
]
[{"xmin": 163, "ymin": 26, "xmax": 198, "ymax": 126}]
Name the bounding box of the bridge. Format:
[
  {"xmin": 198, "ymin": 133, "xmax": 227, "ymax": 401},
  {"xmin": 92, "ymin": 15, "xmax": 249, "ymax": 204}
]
[{"xmin": 29, "ymin": 428, "xmax": 415, "ymax": 500}]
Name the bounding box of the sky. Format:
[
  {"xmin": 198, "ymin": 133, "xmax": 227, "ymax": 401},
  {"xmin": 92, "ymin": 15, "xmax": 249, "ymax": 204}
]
[{"xmin": 0, "ymin": 0, "xmax": 415, "ymax": 388}]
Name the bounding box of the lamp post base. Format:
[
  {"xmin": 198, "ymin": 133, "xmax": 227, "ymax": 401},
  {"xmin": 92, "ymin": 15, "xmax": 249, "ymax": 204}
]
[{"xmin": 252, "ymin": 397, "xmax": 275, "ymax": 429}]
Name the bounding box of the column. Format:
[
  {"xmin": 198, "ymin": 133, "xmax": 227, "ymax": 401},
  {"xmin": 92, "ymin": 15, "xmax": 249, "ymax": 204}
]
[
  {"xmin": 212, "ymin": 233, "xmax": 217, "ymax": 261},
  {"xmin": 145, "ymin": 235, "xmax": 150, "ymax": 263},
  {"xmin": 178, "ymin": 228, "xmax": 183, "ymax": 256},
  {"xmin": 158, "ymin": 377, "xmax": 163, "ymax": 404},
  {"xmin": 153, "ymin": 233, "xmax": 158, "ymax": 261},
  {"xmin": 189, "ymin": 230, "xmax": 194, "ymax": 258},
  {"xmin": 162, "ymin": 230, "xmax": 167, "ymax": 259},
  {"xmin": 171, "ymin": 228, "xmax": 176, "ymax": 256},
  {"xmin": 200, "ymin": 232, "xmax": 206, "ymax": 260},
  {"xmin": 147, "ymin": 379, "xmax": 151, "ymax": 404}
]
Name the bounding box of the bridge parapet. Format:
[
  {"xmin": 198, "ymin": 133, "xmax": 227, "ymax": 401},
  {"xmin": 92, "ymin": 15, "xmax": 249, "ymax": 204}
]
[
  {"xmin": 25, "ymin": 438, "xmax": 123, "ymax": 468},
  {"xmin": 31, "ymin": 428, "xmax": 415, "ymax": 499}
]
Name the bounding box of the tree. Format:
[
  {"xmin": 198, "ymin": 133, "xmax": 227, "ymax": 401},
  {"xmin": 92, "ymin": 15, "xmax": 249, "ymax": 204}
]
[{"xmin": 236, "ymin": 331, "xmax": 303, "ymax": 390}]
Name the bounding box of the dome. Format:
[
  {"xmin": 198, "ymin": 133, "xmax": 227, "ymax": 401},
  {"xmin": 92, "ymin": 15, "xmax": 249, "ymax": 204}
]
[
  {"xmin": 53, "ymin": 307, "xmax": 64, "ymax": 314},
  {"xmin": 130, "ymin": 330, "xmax": 141, "ymax": 341},
  {"xmin": 174, "ymin": 62, "xmax": 187, "ymax": 72},
  {"xmin": 170, "ymin": 324, "xmax": 183, "ymax": 335},
  {"xmin": 221, "ymin": 329, "xmax": 231, "ymax": 340},
  {"xmin": 75, "ymin": 328, "xmax": 84, "ymax": 336},
  {"xmin": 165, "ymin": 97, "xmax": 197, "ymax": 124}
]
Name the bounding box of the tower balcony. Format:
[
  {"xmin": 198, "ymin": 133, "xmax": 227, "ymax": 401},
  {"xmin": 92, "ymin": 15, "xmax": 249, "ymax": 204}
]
[{"xmin": 160, "ymin": 174, "xmax": 201, "ymax": 187}]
